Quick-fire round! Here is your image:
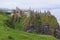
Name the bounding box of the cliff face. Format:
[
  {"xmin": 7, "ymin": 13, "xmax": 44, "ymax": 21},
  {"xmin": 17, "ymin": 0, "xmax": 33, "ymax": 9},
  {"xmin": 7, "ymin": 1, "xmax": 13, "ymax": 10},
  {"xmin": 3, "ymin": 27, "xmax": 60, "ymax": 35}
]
[
  {"xmin": 0, "ymin": 14, "xmax": 58, "ymax": 40},
  {"xmin": 23, "ymin": 11, "xmax": 60, "ymax": 38},
  {"xmin": 5, "ymin": 8, "xmax": 60, "ymax": 39},
  {"xmin": 40, "ymin": 15, "xmax": 59, "ymax": 34},
  {"xmin": 25, "ymin": 14, "xmax": 59, "ymax": 31}
]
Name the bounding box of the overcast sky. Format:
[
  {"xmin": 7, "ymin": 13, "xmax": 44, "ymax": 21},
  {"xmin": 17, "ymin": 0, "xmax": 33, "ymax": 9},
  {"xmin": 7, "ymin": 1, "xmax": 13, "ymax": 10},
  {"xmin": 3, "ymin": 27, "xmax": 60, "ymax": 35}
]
[{"xmin": 0, "ymin": 0, "xmax": 60, "ymax": 25}]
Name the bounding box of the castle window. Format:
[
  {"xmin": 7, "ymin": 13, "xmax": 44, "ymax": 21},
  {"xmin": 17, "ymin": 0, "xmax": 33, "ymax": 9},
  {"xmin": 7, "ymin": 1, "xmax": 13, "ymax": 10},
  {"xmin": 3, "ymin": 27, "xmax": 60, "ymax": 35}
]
[{"xmin": 17, "ymin": 11, "xmax": 19, "ymax": 13}]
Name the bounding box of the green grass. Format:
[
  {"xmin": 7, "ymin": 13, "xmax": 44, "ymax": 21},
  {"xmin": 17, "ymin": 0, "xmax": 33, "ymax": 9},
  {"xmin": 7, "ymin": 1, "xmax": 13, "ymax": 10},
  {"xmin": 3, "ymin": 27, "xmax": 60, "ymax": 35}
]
[
  {"xmin": 0, "ymin": 26, "xmax": 58, "ymax": 40},
  {"xmin": 40, "ymin": 15, "xmax": 58, "ymax": 25},
  {"xmin": 0, "ymin": 14, "xmax": 58, "ymax": 40}
]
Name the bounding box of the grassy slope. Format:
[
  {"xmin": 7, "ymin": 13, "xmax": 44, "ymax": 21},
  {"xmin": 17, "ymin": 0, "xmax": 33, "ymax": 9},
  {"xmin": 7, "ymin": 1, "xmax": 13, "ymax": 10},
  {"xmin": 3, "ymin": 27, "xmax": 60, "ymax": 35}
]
[
  {"xmin": 40, "ymin": 15, "xmax": 58, "ymax": 27},
  {"xmin": 0, "ymin": 14, "xmax": 58, "ymax": 40}
]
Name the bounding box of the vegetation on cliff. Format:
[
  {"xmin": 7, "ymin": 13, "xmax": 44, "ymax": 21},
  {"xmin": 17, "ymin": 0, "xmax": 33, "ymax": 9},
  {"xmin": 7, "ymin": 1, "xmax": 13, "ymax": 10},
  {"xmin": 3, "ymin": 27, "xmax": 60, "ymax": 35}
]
[{"xmin": 0, "ymin": 9, "xmax": 59, "ymax": 40}]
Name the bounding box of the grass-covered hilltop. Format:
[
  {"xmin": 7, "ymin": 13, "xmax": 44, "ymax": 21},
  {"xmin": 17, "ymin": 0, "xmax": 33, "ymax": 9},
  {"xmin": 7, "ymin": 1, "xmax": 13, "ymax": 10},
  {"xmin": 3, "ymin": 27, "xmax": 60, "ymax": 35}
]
[{"xmin": 0, "ymin": 7, "xmax": 60, "ymax": 40}]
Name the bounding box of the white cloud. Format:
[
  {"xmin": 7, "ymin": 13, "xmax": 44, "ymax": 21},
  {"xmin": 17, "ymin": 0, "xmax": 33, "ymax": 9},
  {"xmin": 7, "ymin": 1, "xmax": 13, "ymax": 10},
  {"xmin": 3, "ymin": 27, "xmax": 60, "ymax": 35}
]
[{"xmin": 0, "ymin": 0, "xmax": 60, "ymax": 9}]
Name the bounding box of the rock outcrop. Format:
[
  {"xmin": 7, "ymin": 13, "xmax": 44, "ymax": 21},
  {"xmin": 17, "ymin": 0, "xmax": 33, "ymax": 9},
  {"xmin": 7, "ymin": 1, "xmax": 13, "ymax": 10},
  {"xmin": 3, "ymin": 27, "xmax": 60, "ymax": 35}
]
[{"xmin": 6, "ymin": 7, "xmax": 60, "ymax": 39}]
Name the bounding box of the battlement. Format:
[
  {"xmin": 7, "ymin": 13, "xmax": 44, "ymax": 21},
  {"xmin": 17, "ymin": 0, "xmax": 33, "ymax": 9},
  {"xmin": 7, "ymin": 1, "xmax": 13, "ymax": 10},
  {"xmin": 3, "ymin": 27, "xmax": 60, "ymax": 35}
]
[{"xmin": 7, "ymin": 7, "xmax": 52, "ymax": 17}]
